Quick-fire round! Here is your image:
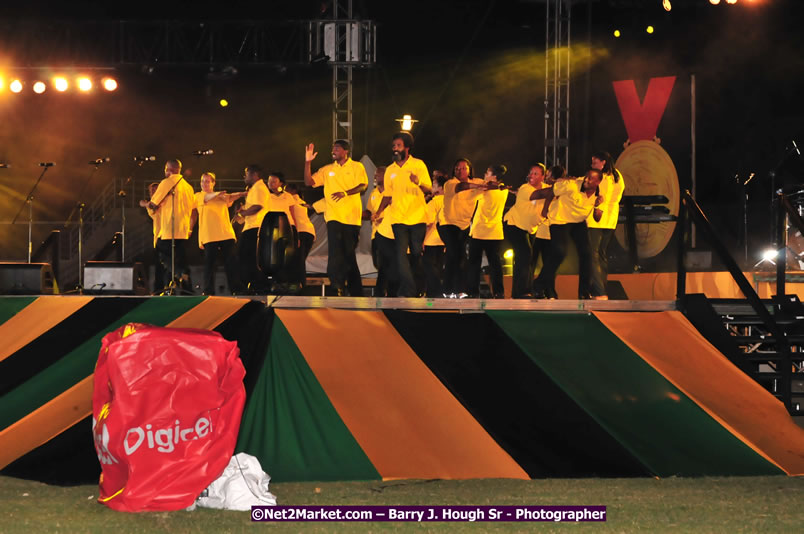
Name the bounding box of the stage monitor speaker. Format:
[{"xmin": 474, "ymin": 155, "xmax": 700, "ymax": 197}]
[
  {"xmin": 0, "ymin": 262, "xmax": 56, "ymax": 295},
  {"xmin": 606, "ymin": 280, "xmax": 629, "ymax": 300},
  {"xmin": 83, "ymin": 262, "xmax": 148, "ymax": 295}
]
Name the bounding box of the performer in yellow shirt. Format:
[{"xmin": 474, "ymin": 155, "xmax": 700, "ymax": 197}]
[
  {"xmin": 304, "ymin": 139, "xmax": 368, "ymax": 296},
  {"xmin": 440, "ymin": 158, "xmax": 484, "ymax": 296},
  {"xmin": 286, "ymin": 183, "xmax": 316, "ymax": 291},
  {"xmin": 148, "ymin": 159, "xmax": 197, "ymax": 293},
  {"xmin": 587, "ymin": 151, "xmax": 625, "ymax": 300},
  {"xmin": 373, "ymin": 132, "xmax": 432, "ymax": 297},
  {"xmin": 532, "ymin": 168, "xmax": 604, "ymax": 299},
  {"xmin": 195, "ymin": 172, "xmax": 238, "ymax": 295},
  {"xmin": 423, "ymin": 172, "xmax": 448, "ymax": 297},
  {"xmin": 503, "ymin": 163, "xmax": 548, "ymax": 299},
  {"xmin": 363, "ymin": 166, "xmax": 398, "ymax": 297},
  {"xmin": 466, "ymin": 165, "xmax": 510, "ymax": 299},
  {"xmin": 232, "ymin": 164, "xmax": 270, "ymax": 293}
]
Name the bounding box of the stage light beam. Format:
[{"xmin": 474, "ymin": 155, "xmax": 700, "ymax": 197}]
[
  {"xmin": 33, "ymin": 81, "xmax": 46, "ymax": 94},
  {"xmin": 78, "ymin": 77, "xmax": 93, "ymax": 92},
  {"xmin": 54, "ymin": 77, "xmax": 69, "ymax": 91},
  {"xmin": 10, "ymin": 79, "xmax": 23, "ymax": 93},
  {"xmin": 102, "ymin": 78, "xmax": 118, "ymax": 91}
]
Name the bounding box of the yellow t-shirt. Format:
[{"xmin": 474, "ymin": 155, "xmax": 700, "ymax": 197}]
[
  {"xmin": 424, "ymin": 194, "xmax": 445, "ymax": 247},
  {"xmin": 548, "ymin": 177, "xmax": 598, "ymax": 225},
  {"xmin": 503, "ymin": 182, "xmax": 550, "ymax": 234},
  {"xmin": 383, "ymin": 156, "xmax": 432, "ymax": 226},
  {"xmin": 151, "ymin": 174, "xmax": 196, "ymax": 240},
  {"xmin": 311, "ymin": 158, "xmax": 368, "ymax": 226},
  {"xmin": 469, "ymin": 188, "xmax": 509, "ymax": 240},
  {"xmin": 290, "ymin": 194, "xmax": 315, "ymax": 237},
  {"xmin": 367, "ymin": 187, "xmax": 394, "ymax": 240},
  {"xmin": 586, "ymin": 171, "xmax": 625, "ymax": 229},
  {"xmin": 147, "ymin": 207, "xmax": 160, "ymax": 248},
  {"xmin": 265, "ymin": 190, "xmax": 298, "ymax": 227},
  {"xmin": 195, "ymin": 192, "xmax": 236, "ymax": 247},
  {"xmin": 243, "ymin": 179, "xmax": 270, "ymax": 232},
  {"xmin": 443, "ymin": 177, "xmax": 484, "ymax": 229}
]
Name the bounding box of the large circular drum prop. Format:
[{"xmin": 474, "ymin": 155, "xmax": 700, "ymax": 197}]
[{"xmin": 614, "ymin": 140, "xmax": 680, "ymax": 258}]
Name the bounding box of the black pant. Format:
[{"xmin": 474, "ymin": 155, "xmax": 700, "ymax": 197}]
[
  {"xmin": 392, "ymin": 223, "xmax": 425, "ymax": 297},
  {"xmin": 534, "ymin": 222, "xmax": 592, "ymax": 299},
  {"xmin": 156, "ymin": 238, "xmax": 190, "ymax": 289},
  {"xmin": 297, "ymin": 231, "xmax": 314, "ymax": 288},
  {"xmin": 152, "ymin": 246, "xmax": 166, "ymax": 293},
  {"xmin": 467, "ymin": 238, "xmax": 504, "ymax": 298},
  {"xmin": 202, "ymin": 238, "xmax": 239, "ymax": 294},
  {"xmin": 531, "ymin": 237, "xmax": 553, "ymax": 297},
  {"xmin": 589, "ymin": 228, "xmax": 614, "ymax": 297},
  {"xmin": 504, "ymin": 224, "xmax": 535, "ymax": 298},
  {"xmin": 423, "ymin": 245, "xmax": 445, "ymax": 297},
  {"xmin": 327, "ymin": 221, "xmax": 362, "ymax": 296},
  {"xmin": 373, "ymin": 234, "xmax": 399, "ymax": 297},
  {"xmin": 238, "ymin": 228, "xmax": 262, "ymax": 292},
  {"xmin": 438, "ymin": 224, "xmax": 469, "ymax": 294}
]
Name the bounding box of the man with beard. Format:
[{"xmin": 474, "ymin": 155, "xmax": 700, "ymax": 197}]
[
  {"xmin": 304, "ymin": 139, "xmax": 368, "ymax": 296},
  {"xmin": 373, "ymin": 132, "xmax": 432, "ymax": 297},
  {"xmin": 531, "ymin": 168, "xmax": 604, "ymax": 299}
]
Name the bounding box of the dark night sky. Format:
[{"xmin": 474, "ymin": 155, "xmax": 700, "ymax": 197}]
[{"xmin": 1, "ymin": 0, "xmax": 803, "ymax": 267}]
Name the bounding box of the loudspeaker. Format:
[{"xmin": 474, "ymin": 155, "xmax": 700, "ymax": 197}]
[
  {"xmin": 0, "ymin": 262, "xmax": 56, "ymax": 295},
  {"xmin": 83, "ymin": 262, "xmax": 148, "ymax": 295}
]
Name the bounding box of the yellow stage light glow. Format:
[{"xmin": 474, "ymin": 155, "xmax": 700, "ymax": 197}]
[
  {"xmin": 663, "ymin": 0, "xmax": 672, "ymax": 11},
  {"xmin": 102, "ymin": 78, "xmax": 118, "ymax": 91},
  {"xmin": 78, "ymin": 77, "xmax": 93, "ymax": 92},
  {"xmin": 219, "ymin": 99, "xmax": 229, "ymax": 107},
  {"xmin": 503, "ymin": 249, "xmax": 514, "ymax": 260},
  {"xmin": 33, "ymin": 81, "xmax": 46, "ymax": 94},
  {"xmin": 0, "ymin": 77, "xmax": 4, "ymax": 91},
  {"xmin": 10, "ymin": 79, "xmax": 23, "ymax": 93},
  {"xmin": 725, "ymin": 0, "xmax": 737, "ymax": 4},
  {"xmin": 614, "ymin": 29, "xmax": 621, "ymax": 38},
  {"xmin": 53, "ymin": 77, "xmax": 69, "ymax": 91},
  {"xmin": 710, "ymin": 0, "xmax": 721, "ymax": 5},
  {"xmin": 646, "ymin": 26, "xmax": 655, "ymax": 34}
]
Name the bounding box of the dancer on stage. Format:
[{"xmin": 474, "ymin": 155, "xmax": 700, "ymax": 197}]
[
  {"xmin": 423, "ymin": 172, "xmax": 448, "ymax": 298},
  {"xmin": 532, "ymin": 168, "xmax": 604, "ymax": 299},
  {"xmin": 304, "ymin": 139, "xmax": 368, "ymax": 296},
  {"xmin": 365, "ymin": 166, "xmax": 398, "ymax": 296},
  {"xmin": 466, "ymin": 165, "xmax": 510, "ymax": 299},
  {"xmin": 373, "ymin": 132, "xmax": 432, "ymax": 298},
  {"xmin": 232, "ymin": 164, "xmax": 270, "ymax": 293},
  {"xmin": 139, "ymin": 182, "xmax": 165, "ymax": 293},
  {"xmin": 194, "ymin": 172, "xmax": 239, "ymax": 295},
  {"xmin": 587, "ymin": 151, "xmax": 625, "ymax": 300},
  {"xmin": 286, "ymin": 183, "xmax": 316, "ymax": 290}
]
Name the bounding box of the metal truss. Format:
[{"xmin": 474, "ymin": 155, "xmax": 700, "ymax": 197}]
[{"xmin": 544, "ymin": 0, "xmax": 572, "ymax": 170}]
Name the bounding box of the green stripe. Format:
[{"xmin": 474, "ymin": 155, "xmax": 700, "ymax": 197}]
[
  {"xmin": 236, "ymin": 318, "xmax": 381, "ymax": 482},
  {"xmin": 0, "ymin": 297, "xmax": 37, "ymax": 324},
  {"xmin": 487, "ymin": 311, "xmax": 783, "ymax": 477},
  {"xmin": 0, "ymin": 297, "xmax": 205, "ymax": 430}
]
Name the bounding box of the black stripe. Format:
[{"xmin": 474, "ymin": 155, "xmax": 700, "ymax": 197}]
[
  {"xmin": 0, "ymin": 298, "xmax": 147, "ymax": 396},
  {"xmin": 384, "ymin": 310, "xmax": 648, "ymax": 478}
]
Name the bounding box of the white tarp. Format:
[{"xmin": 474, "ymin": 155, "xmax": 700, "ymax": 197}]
[{"xmin": 195, "ymin": 453, "xmax": 277, "ymax": 511}]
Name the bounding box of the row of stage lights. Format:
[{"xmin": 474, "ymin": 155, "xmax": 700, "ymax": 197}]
[{"xmin": 0, "ymin": 76, "xmax": 118, "ymax": 94}]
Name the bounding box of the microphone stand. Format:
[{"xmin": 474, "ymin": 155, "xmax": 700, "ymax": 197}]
[
  {"xmin": 742, "ymin": 172, "xmax": 756, "ymax": 265},
  {"xmin": 64, "ymin": 162, "xmax": 103, "ymax": 291},
  {"xmin": 12, "ymin": 166, "xmax": 52, "ymax": 263}
]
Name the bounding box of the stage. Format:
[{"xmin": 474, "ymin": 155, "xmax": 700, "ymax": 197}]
[{"xmin": 0, "ymin": 292, "xmax": 802, "ymax": 486}]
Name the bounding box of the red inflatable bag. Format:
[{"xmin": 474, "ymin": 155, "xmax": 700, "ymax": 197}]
[{"xmin": 92, "ymin": 323, "xmax": 246, "ymax": 512}]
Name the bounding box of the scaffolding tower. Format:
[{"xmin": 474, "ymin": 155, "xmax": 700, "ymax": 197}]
[{"xmin": 544, "ymin": 0, "xmax": 572, "ymax": 170}]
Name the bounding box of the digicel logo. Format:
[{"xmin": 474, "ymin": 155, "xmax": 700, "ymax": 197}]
[{"xmin": 123, "ymin": 415, "xmax": 213, "ymax": 455}]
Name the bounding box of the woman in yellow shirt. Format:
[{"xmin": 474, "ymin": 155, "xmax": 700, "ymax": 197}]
[
  {"xmin": 503, "ymin": 163, "xmax": 547, "ymax": 298},
  {"xmin": 195, "ymin": 172, "xmax": 238, "ymax": 295},
  {"xmin": 587, "ymin": 151, "xmax": 625, "ymax": 300},
  {"xmin": 466, "ymin": 165, "xmax": 510, "ymax": 298}
]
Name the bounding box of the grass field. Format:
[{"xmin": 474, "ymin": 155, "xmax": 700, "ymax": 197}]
[{"xmin": 1, "ymin": 475, "xmax": 802, "ymax": 533}]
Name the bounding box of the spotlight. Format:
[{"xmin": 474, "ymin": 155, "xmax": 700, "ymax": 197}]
[
  {"xmin": 33, "ymin": 81, "xmax": 46, "ymax": 94},
  {"xmin": 726, "ymin": 0, "xmax": 737, "ymax": 4},
  {"xmin": 761, "ymin": 249, "xmax": 778, "ymax": 262},
  {"xmin": 646, "ymin": 26, "xmax": 655, "ymax": 34},
  {"xmin": 77, "ymin": 77, "xmax": 93, "ymax": 92},
  {"xmin": 503, "ymin": 249, "xmax": 514, "ymax": 260},
  {"xmin": 710, "ymin": 0, "xmax": 721, "ymax": 4},
  {"xmin": 395, "ymin": 114, "xmax": 418, "ymax": 132},
  {"xmin": 663, "ymin": 0, "xmax": 672, "ymax": 11},
  {"xmin": 53, "ymin": 77, "xmax": 69, "ymax": 91},
  {"xmin": 219, "ymin": 99, "xmax": 229, "ymax": 107},
  {"xmin": 10, "ymin": 79, "xmax": 23, "ymax": 93},
  {"xmin": 102, "ymin": 77, "xmax": 118, "ymax": 91},
  {"xmin": 613, "ymin": 29, "xmax": 621, "ymax": 38}
]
